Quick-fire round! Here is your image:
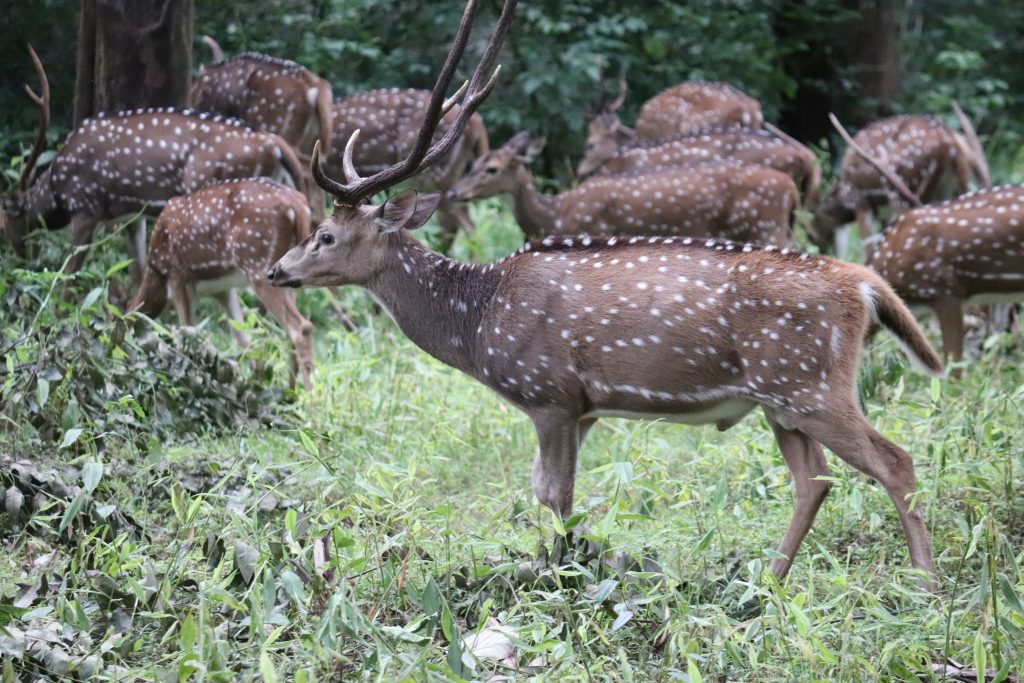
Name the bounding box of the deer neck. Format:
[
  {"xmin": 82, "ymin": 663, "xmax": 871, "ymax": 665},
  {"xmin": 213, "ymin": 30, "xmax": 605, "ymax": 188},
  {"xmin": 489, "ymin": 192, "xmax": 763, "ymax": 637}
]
[
  {"xmin": 509, "ymin": 165, "xmax": 561, "ymax": 239},
  {"xmin": 367, "ymin": 233, "xmax": 502, "ymax": 374},
  {"xmin": 24, "ymin": 166, "xmax": 68, "ymax": 229}
]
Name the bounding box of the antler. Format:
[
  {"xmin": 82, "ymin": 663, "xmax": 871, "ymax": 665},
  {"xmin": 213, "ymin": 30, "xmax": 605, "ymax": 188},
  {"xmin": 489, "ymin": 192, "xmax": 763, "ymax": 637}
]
[
  {"xmin": 19, "ymin": 44, "xmax": 50, "ymax": 192},
  {"xmin": 951, "ymin": 100, "xmax": 991, "ymax": 189},
  {"xmin": 607, "ymin": 75, "xmax": 627, "ymax": 114},
  {"xmin": 829, "ymin": 113, "xmax": 922, "ymax": 208},
  {"xmin": 202, "ymin": 35, "xmax": 226, "ymax": 63},
  {"xmin": 311, "ymin": 0, "xmax": 516, "ymax": 206}
]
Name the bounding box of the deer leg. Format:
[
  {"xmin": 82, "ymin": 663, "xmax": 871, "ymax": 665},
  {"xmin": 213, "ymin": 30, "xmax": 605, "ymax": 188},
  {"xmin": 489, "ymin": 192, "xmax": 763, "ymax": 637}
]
[
  {"xmin": 933, "ymin": 297, "xmax": 964, "ymax": 374},
  {"xmin": 65, "ymin": 213, "xmax": 99, "ymax": 275},
  {"xmin": 169, "ymin": 277, "xmax": 193, "ymax": 327},
  {"xmin": 578, "ymin": 418, "xmax": 597, "ymax": 446},
  {"xmin": 251, "ymin": 279, "xmax": 314, "ymax": 390},
  {"xmin": 855, "ymin": 208, "xmax": 875, "ymax": 242},
  {"xmin": 792, "ymin": 410, "xmax": 935, "ymax": 587},
  {"xmin": 215, "ymin": 289, "xmax": 251, "ymax": 347},
  {"xmin": 764, "ymin": 410, "xmax": 833, "ymax": 579},
  {"xmin": 127, "ymin": 217, "xmax": 148, "ymax": 283},
  {"xmin": 530, "ymin": 409, "xmax": 582, "ymax": 519}
]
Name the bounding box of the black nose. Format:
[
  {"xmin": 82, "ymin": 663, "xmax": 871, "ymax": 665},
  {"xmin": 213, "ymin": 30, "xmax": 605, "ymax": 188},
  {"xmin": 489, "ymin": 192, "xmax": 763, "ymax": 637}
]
[{"xmin": 267, "ymin": 264, "xmax": 281, "ymax": 283}]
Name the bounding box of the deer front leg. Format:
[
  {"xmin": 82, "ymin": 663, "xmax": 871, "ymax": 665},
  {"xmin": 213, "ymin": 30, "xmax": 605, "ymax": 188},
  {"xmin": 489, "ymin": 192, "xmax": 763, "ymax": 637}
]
[
  {"xmin": 169, "ymin": 277, "xmax": 193, "ymax": 327},
  {"xmin": 855, "ymin": 207, "xmax": 875, "ymax": 242},
  {"xmin": 127, "ymin": 217, "xmax": 148, "ymax": 283},
  {"xmin": 215, "ymin": 289, "xmax": 251, "ymax": 347},
  {"xmin": 530, "ymin": 409, "xmax": 582, "ymax": 519},
  {"xmin": 251, "ymin": 280, "xmax": 314, "ymax": 390},
  {"xmin": 764, "ymin": 409, "xmax": 833, "ymax": 580},
  {"xmin": 65, "ymin": 213, "xmax": 99, "ymax": 275}
]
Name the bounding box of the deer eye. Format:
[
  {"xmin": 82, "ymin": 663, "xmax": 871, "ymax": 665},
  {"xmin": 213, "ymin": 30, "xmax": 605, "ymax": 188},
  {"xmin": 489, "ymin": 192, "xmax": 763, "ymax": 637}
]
[
  {"xmin": 485, "ymin": 167, "xmax": 498, "ymax": 175},
  {"xmin": 319, "ymin": 232, "xmax": 335, "ymax": 246}
]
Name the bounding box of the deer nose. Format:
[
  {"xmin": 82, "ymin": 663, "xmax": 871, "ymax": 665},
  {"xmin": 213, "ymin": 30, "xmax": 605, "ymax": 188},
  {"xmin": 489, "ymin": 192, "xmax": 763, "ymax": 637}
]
[{"xmin": 267, "ymin": 264, "xmax": 282, "ymax": 283}]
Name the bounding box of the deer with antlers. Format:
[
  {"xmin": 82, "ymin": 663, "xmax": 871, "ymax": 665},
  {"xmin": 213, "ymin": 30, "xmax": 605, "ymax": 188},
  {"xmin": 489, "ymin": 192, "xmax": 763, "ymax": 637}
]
[
  {"xmin": 813, "ymin": 108, "xmax": 990, "ymax": 251},
  {"xmin": 326, "ymin": 87, "xmax": 490, "ymax": 247},
  {"xmin": 577, "ymin": 125, "xmax": 820, "ymax": 203},
  {"xmin": 191, "ymin": 39, "xmax": 333, "ymax": 218},
  {"xmin": 0, "ymin": 47, "xmax": 307, "ymax": 281},
  {"xmin": 449, "ymin": 131, "xmax": 797, "ymax": 246},
  {"xmin": 266, "ymin": 0, "xmax": 941, "ymax": 587},
  {"xmin": 129, "ymin": 177, "xmax": 314, "ymax": 389},
  {"xmin": 866, "ymin": 184, "xmax": 1024, "ymax": 371}
]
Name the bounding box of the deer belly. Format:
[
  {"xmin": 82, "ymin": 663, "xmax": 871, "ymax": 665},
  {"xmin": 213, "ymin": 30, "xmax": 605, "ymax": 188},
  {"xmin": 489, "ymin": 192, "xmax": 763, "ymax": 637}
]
[
  {"xmin": 583, "ymin": 398, "xmax": 756, "ymax": 428},
  {"xmin": 194, "ymin": 270, "xmax": 248, "ymax": 297}
]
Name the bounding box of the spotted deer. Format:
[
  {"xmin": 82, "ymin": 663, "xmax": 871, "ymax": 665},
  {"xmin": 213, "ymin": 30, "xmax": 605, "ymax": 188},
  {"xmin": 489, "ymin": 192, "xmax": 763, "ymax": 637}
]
[
  {"xmin": 577, "ymin": 125, "xmax": 820, "ymax": 203},
  {"xmin": 191, "ymin": 39, "xmax": 334, "ymax": 218},
  {"xmin": 450, "ymin": 131, "xmax": 797, "ymax": 246},
  {"xmin": 266, "ymin": 0, "xmax": 941, "ymax": 587},
  {"xmin": 129, "ymin": 178, "xmax": 314, "ymax": 389},
  {"xmin": 866, "ymin": 184, "xmax": 1024, "ymax": 371},
  {"xmin": 327, "ymin": 88, "xmax": 490, "ymax": 246},
  {"xmin": 813, "ymin": 108, "xmax": 990, "ymax": 251},
  {"xmin": 584, "ymin": 79, "xmax": 762, "ymax": 158},
  {"xmin": 0, "ymin": 48, "xmax": 307, "ymax": 280}
]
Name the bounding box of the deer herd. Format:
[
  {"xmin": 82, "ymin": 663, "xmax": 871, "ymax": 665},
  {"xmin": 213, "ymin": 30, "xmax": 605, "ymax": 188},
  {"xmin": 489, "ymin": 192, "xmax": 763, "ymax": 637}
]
[{"xmin": 4, "ymin": 0, "xmax": 1023, "ymax": 588}]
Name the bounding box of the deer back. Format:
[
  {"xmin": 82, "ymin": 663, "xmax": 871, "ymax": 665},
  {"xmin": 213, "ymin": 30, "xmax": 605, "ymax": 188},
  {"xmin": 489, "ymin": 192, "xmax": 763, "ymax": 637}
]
[
  {"xmin": 592, "ymin": 128, "xmax": 817, "ymax": 198},
  {"xmin": 327, "ymin": 88, "xmax": 486, "ymax": 185},
  {"xmin": 556, "ymin": 161, "xmax": 796, "ymax": 246},
  {"xmin": 868, "ymin": 184, "xmax": 1024, "ymax": 305},
  {"xmin": 635, "ymin": 82, "xmax": 762, "ymax": 139},
  {"xmin": 45, "ymin": 109, "xmax": 295, "ymax": 222},
  {"xmin": 191, "ymin": 53, "xmax": 331, "ymax": 155}
]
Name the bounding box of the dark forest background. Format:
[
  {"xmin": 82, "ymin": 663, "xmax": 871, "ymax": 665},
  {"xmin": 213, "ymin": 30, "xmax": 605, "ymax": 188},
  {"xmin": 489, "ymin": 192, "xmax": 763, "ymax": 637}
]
[{"xmin": 2, "ymin": 0, "xmax": 1023, "ymax": 180}]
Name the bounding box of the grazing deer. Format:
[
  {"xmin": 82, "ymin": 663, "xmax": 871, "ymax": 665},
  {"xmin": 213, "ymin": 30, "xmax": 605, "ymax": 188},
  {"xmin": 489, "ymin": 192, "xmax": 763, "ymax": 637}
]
[
  {"xmin": 450, "ymin": 131, "xmax": 797, "ymax": 246},
  {"xmin": 191, "ymin": 39, "xmax": 334, "ymax": 218},
  {"xmin": 813, "ymin": 108, "xmax": 990, "ymax": 251},
  {"xmin": 584, "ymin": 79, "xmax": 762, "ymax": 159},
  {"xmin": 327, "ymin": 87, "xmax": 490, "ymax": 246},
  {"xmin": 267, "ymin": 0, "xmax": 940, "ymax": 586},
  {"xmin": 867, "ymin": 184, "xmax": 1024, "ymax": 370},
  {"xmin": 577, "ymin": 125, "xmax": 820, "ymax": 203},
  {"xmin": 129, "ymin": 178, "xmax": 314, "ymax": 389},
  {"xmin": 0, "ymin": 48, "xmax": 307, "ymax": 280}
]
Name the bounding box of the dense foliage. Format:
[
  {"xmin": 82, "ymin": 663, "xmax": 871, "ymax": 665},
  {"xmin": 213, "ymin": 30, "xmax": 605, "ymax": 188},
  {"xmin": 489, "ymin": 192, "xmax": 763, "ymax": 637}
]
[{"xmin": 2, "ymin": 1, "xmax": 1024, "ymax": 178}]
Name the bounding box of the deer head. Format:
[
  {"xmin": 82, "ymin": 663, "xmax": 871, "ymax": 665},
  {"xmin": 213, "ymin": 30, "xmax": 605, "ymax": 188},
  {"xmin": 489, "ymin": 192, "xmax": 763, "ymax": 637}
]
[
  {"xmin": 579, "ymin": 76, "xmax": 633, "ymax": 178},
  {"xmin": 268, "ymin": 0, "xmax": 516, "ymax": 288},
  {"xmin": 2, "ymin": 45, "xmax": 50, "ymax": 255},
  {"xmin": 449, "ymin": 131, "xmax": 545, "ymax": 200}
]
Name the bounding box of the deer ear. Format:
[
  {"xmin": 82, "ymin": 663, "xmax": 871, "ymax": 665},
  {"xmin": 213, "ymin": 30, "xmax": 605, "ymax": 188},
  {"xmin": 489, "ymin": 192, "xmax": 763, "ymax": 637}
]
[
  {"xmin": 375, "ymin": 190, "xmax": 441, "ymax": 233},
  {"xmin": 516, "ymin": 136, "xmax": 546, "ymax": 164}
]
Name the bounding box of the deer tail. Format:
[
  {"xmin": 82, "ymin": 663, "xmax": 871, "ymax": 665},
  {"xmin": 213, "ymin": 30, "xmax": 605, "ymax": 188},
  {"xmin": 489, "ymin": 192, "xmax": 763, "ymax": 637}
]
[{"xmin": 859, "ymin": 278, "xmax": 944, "ymax": 376}]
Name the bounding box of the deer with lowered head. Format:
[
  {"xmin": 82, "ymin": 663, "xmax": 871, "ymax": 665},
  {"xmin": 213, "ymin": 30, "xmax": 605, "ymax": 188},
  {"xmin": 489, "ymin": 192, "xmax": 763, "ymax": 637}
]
[
  {"xmin": 326, "ymin": 87, "xmax": 490, "ymax": 247},
  {"xmin": 577, "ymin": 125, "xmax": 821, "ymax": 203},
  {"xmin": 267, "ymin": 0, "xmax": 942, "ymax": 587},
  {"xmin": 813, "ymin": 108, "xmax": 990, "ymax": 252},
  {"xmin": 1, "ymin": 47, "xmax": 307, "ymax": 282},
  {"xmin": 191, "ymin": 39, "xmax": 334, "ymax": 219},
  {"xmin": 583, "ymin": 79, "xmax": 762, "ymax": 159},
  {"xmin": 866, "ymin": 184, "xmax": 1024, "ymax": 371},
  {"xmin": 449, "ymin": 131, "xmax": 797, "ymax": 246},
  {"xmin": 130, "ymin": 178, "xmax": 314, "ymax": 389}
]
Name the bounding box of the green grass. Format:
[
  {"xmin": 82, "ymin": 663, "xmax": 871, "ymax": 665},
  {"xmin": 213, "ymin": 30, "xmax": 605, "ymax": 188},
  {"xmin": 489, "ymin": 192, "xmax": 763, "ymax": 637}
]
[{"xmin": 1, "ymin": 198, "xmax": 1023, "ymax": 682}]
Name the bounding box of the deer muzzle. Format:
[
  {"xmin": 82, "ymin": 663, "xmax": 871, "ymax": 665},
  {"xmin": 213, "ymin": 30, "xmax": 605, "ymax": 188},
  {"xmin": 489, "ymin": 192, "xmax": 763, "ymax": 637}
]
[{"xmin": 267, "ymin": 262, "xmax": 301, "ymax": 288}]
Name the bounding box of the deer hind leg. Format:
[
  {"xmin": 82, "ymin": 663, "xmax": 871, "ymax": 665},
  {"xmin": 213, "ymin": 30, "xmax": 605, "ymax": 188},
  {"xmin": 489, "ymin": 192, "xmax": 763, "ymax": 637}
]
[
  {"xmin": 214, "ymin": 289, "xmax": 251, "ymax": 347},
  {"xmin": 792, "ymin": 409, "xmax": 935, "ymax": 587},
  {"xmin": 169, "ymin": 277, "xmax": 193, "ymax": 327},
  {"xmin": 530, "ymin": 409, "xmax": 582, "ymax": 519},
  {"xmin": 250, "ymin": 279, "xmax": 314, "ymax": 390},
  {"xmin": 764, "ymin": 409, "xmax": 833, "ymax": 580}
]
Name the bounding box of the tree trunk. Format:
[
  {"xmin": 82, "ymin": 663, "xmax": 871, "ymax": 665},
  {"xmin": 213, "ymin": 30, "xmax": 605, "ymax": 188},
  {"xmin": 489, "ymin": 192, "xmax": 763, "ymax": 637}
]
[
  {"xmin": 74, "ymin": 0, "xmax": 193, "ymax": 126},
  {"xmin": 848, "ymin": 0, "xmax": 900, "ymax": 118}
]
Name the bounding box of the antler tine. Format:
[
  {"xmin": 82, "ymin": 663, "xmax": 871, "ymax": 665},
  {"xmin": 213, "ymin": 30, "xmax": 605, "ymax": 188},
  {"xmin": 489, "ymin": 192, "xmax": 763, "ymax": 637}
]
[
  {"xmin": 341, "ymin": 129, "xmax": 363, "ymax": 183},
  {"xmin": 442, "ymin": 80, "xmax": 470, "ymax": 114},
  {"xmin": 19, "ymin": 44, "xmax": 50, "ymax": 192},
  {"xmin": 202, "ymin": 35, "xmax": 226, "ymax": 62},
  {"xmin": 315, "ymin": 0, "xmax": 516, "ymax": 206},
  {"xmin": 310, "ymin": 140, "xmax": 347, "ymax": 196},
  {"xmin": 951, "ymin": 100, "xmax": 991, "ymax": 189},
  {"xmin": 829, "ymin": 113, "xmax": 922, "ymax": 208},
  {"xmin": 608, "ymin": 74, "xmax": 627, "ymax": 114}
]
